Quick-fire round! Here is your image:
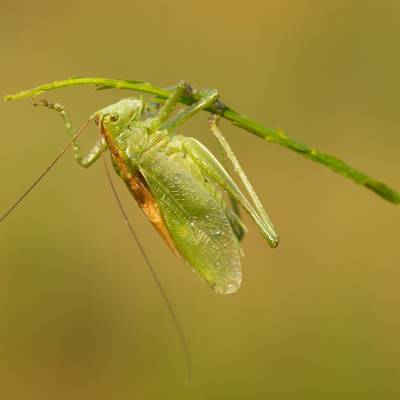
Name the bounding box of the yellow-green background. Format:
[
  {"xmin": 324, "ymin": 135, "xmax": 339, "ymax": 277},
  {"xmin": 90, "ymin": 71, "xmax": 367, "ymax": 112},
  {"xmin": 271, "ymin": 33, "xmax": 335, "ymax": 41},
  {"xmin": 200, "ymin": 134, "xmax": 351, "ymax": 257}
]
[{"xmin": 1, "ymin": 1, "xmax": 399, "ymax": 399}]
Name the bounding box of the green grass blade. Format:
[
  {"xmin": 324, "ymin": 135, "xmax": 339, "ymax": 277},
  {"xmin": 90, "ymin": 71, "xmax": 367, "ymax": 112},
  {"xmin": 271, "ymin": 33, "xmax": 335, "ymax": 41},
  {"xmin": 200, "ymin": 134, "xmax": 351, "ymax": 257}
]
[
  {"xmin": 4, "ymin": 77, "xmax": 399, "ymax": 205},
  {"xmin": 223, "ymin": 107, "xmax": 400, "ymax": 205}
]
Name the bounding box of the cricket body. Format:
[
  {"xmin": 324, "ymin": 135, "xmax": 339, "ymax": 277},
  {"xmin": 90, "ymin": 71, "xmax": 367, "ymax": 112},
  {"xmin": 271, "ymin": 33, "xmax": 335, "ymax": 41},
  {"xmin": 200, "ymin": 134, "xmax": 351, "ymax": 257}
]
[{"xmin": 36, "ymin": 81, "xmax": 279, "ymax": 294}]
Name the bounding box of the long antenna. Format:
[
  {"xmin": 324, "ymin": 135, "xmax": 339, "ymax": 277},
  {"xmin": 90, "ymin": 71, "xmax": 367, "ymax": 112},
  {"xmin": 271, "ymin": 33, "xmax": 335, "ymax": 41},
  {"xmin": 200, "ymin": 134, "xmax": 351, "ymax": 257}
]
[
  {"xmin": 0, "ymin": 119, "xmax": 91, "ymax": 224},
  {"xmin": 102, "ymin": 157, "xmax": 193, "ymax": 385}
]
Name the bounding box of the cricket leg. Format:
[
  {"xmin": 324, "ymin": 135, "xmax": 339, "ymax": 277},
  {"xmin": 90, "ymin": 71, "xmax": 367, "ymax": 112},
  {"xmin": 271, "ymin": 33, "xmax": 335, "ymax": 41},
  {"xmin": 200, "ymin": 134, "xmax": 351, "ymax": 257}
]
[
  {"xmin": 158, "ymin": 84, "xmax": 219, "ymax": 132},
  {"xmin": 150, "ymin": 80, "xmax": 191, "ymax": 130},
  {"xmin": 181, "ymin": 120, "xmax": 279, "ymax": 248},
  {"xmin": 32, "ymin": 99, "xmax": 107, "ymax": 168},
  {"xmin": 208, "ymin": 115, "xmax": 279, "ymax": 247}
]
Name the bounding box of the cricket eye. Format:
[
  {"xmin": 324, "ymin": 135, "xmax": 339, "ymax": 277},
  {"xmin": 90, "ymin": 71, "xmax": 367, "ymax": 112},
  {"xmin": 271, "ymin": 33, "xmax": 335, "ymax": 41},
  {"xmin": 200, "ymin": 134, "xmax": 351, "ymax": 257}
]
[{"xmin": 109, "ymin": 112, "xmax": 119, "ymax": 122}]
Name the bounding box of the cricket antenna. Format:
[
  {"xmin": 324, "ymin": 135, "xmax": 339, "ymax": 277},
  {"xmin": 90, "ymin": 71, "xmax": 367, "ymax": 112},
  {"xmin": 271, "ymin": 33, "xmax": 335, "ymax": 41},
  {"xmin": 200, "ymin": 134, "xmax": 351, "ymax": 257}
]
[
  {"xmin": 0, "ymin": 119, "xmax": 91, "ymax": 224},
  {"xmin": 102, "ymin": 157, "xmax": 193, "ymax": 386}
]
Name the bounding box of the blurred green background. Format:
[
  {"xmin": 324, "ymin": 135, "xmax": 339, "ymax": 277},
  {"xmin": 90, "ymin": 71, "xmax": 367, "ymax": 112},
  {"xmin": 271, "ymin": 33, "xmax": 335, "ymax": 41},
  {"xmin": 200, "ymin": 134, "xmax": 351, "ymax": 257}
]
[{"xmin": 1, "ymin": 1, "xmax": 400, "ymax": 399}]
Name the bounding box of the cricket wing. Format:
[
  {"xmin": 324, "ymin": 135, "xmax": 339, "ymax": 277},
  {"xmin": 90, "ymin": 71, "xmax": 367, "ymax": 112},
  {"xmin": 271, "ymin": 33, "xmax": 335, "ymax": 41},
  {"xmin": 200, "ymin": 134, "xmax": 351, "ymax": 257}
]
[{"xmin": 138, "ymin": 150, "xmax": 242, "ymax": 294}]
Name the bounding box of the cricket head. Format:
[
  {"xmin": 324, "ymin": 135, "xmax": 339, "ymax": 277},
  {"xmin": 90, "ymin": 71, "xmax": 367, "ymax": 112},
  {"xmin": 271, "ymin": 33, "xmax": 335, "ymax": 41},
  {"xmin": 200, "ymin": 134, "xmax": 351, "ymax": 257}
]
[{"xmin": 95, "ymin": 97, "xmax": 144, "ymax": 136}]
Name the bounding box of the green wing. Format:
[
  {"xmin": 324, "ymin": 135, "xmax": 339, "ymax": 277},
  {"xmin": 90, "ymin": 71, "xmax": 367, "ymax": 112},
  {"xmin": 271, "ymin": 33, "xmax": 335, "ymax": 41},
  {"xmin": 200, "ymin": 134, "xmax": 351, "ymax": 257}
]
[{"xmin": 137, "ymin": 149, "xmax": 242, "ymax": 294}]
